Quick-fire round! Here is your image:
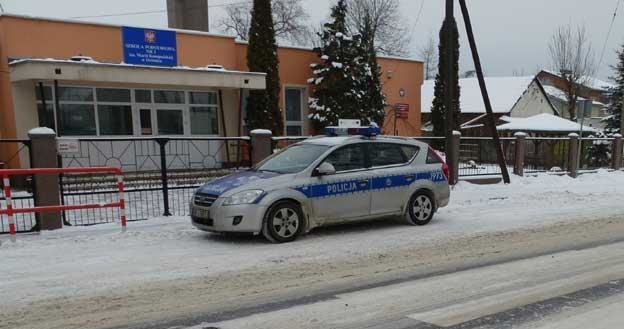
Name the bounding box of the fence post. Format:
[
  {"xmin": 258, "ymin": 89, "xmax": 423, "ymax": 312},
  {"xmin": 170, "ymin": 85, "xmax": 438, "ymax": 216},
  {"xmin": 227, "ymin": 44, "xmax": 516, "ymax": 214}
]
[
  {"xmin": 568, "ymin": 133, "xmax": 579, "ymax": 178},
  {"xmin": 157, "ymin": 138, "xmax": 171, "ymax": 216},
  {"xmin": 28, "ymin": 128, "xmax": 62, "ymax": 230},
  {"xmin": 250, "ymin": 129, "xmax": 273, "ymax": 166},
  {"xmin": 514, "ymin": 132, "xmax": 526, "ymax": 177},
  {"xmin": 613, "ymin": 134, "xmax": 623, "ymax": 170},
  {"xmin": 449, "ymin": 130, "xmax": 461, "ymax": 185}
]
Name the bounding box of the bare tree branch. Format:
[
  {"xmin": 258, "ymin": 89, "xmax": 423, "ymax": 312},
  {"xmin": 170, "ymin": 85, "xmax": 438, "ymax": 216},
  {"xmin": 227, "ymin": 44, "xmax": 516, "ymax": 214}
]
[
  {"xmin": 548, "ymin": 24, "xmax": 596, "ymax": 120},
  {"xmin": 345, "ymin": 0, "xmax": 411, "ymax": 56},
  {"xmin": 419, "ymin": 34, "xmax": 438, "ymax": 80},
  {"xmin": 217, "ymin": 0, "xmax": 312, "ymax": 46}
]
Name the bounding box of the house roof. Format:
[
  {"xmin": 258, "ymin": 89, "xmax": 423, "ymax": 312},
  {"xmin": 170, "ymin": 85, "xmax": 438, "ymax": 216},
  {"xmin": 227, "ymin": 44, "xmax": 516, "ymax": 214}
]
[
  {"xmin": 421, "ymin": 76, "xmax": 535, "ymax": 114},
  {"xmin": 497, "ymin": 113, "xmax": 597, "ymax": 133},
  {"xmin": 540, "ymin": 69, "xmax": 615, "ymax": 91}
]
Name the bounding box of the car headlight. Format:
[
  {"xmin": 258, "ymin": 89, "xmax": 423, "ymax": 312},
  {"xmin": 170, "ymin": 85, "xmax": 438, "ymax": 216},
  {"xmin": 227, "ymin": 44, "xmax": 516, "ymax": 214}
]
[{"xmin": 222, "ymin": 190, "xmax": 264, "ymax": 206}]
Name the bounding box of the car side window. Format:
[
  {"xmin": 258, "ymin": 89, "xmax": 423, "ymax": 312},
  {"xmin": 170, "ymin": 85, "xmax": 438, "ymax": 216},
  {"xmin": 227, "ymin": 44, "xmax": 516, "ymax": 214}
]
[
  {"xmin": 324, "ymin": 144, "xmax": 367, "ymax": 172},
  {"xmin": 370, "ymin": 143, "xmax": 415, "ymax": 167},
  {"xmin": 426, "ymin": 148, "xmax": 443, "ymax": 164}
]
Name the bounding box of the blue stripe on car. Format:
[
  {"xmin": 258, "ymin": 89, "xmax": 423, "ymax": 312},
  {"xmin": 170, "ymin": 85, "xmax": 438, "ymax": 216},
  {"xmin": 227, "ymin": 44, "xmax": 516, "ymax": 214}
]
[{"xmin": 294, "ymin": 171, "xmax": 446, "ymax": 199}]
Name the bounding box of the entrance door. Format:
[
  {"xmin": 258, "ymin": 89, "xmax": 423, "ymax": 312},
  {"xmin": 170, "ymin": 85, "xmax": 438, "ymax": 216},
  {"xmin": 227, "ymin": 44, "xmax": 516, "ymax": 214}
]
[{"xmin": 139, "ymin": 108, "xmax": 154, "ymax": 135}]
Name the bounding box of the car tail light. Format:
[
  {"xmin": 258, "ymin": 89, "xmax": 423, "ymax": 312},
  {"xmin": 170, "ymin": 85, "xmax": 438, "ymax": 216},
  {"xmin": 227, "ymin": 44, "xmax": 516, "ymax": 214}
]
[{"xmin": 429, "ymin": 147, "xmax": 449, "ymax": 179}]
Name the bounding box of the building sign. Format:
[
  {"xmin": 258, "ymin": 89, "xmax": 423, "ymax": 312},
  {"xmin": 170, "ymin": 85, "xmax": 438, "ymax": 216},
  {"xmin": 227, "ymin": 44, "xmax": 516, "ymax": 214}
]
[
  {"xmin": 57, "ymin": 139, "xmax": 80, "ymax": 154},
  {"xmin": 122, "ymin": 26, "xmax": 177, "ymax": 67},
  {"xmin": 395, "ymin": 103, "xmax": 409, "ymax": 119}
]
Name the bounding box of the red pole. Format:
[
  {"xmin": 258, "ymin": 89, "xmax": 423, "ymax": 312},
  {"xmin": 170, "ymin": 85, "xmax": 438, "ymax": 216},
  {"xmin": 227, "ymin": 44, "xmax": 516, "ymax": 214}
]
[
  {"xmin": 117, "ymin": 174, "xmax": 127, "ymax": 231},
  {"xmin": 3, "ymin": 175, "xmax": 15, "ymax": 237}
]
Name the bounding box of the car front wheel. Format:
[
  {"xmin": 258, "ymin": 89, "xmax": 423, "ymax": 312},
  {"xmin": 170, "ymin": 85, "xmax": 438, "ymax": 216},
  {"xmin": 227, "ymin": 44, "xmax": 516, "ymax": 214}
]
[
  {"xmin": 406, "ymin": 191, "xmax": 435, "ymax": 226},
  {"xmin": 262, "ymin": 201, "xmax": 304, "ymax": 243}
]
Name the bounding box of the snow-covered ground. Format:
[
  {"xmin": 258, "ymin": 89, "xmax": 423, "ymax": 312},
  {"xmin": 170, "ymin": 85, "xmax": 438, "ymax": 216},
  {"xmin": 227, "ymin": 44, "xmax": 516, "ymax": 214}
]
[{"xmin": 1, "ymin": 170, "xmax": 624, "ymax": 310}]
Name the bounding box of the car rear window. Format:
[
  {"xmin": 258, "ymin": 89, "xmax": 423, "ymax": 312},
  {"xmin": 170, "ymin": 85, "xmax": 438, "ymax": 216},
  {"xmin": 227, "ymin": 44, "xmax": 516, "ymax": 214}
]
[
  {"xmin": 426, "ymin": 148, "xmax": 443, "ymax": 164},
  {"xmin": 369, "ymin": 143, "xmax": 420, "ymax": 167}
]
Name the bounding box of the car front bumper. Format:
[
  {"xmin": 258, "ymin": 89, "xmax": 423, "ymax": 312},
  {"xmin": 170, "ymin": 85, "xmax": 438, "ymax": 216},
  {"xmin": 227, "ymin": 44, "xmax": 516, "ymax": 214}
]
[{"xmin": 190, "ymin": 201, "xmax": 268, "ymax": 233}]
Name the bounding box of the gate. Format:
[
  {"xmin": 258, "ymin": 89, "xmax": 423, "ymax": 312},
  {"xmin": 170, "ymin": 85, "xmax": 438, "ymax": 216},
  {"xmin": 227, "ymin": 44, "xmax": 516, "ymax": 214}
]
[{"xmin": 0, "ymin": 140, "xmax": 36, "ymax": 234}]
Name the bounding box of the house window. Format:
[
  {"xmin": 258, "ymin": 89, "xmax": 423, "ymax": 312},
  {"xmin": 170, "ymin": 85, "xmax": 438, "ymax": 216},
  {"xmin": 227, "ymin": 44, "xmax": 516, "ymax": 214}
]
[
  {"xmin": 135, "ymin": 89, "xmax": 152, "ymax": 103},
  {"xmin": 285, "ymin": 88, "xmax": 304, "ymax": 136},
  {"xmin": 189, "ymin": 91, "xmax": 219, "ymax": 135}
]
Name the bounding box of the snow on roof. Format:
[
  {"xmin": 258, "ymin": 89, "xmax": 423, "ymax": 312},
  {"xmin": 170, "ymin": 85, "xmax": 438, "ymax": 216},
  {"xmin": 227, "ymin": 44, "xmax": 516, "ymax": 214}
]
[
  {"xmin": 421, "ymin": 76, "xmax": 535, "ymax": 114},
  {"xmin": 497, "ymin": 113, "xmax": 597, "ymax": 133},
  {"xmin": 9, "ymin": 57, "xmax": 266, "ymax": 76}
]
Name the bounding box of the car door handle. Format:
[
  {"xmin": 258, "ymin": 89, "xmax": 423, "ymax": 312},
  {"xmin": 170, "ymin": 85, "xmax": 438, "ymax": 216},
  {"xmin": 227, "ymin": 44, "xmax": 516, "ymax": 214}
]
[{"xmin": 359, "ymin": 179, "xmax": 369, "ymax": 186}]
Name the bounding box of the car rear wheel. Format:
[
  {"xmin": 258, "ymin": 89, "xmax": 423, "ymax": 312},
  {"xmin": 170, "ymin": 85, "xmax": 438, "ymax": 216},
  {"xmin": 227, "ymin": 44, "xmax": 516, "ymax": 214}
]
[
  {"xmin": 406, "ymin": 191, "xmax": 435, "ymax": 226},
  {"xmin": 262, "ymin": 201, "xmax": 304, "ymax": 243}
]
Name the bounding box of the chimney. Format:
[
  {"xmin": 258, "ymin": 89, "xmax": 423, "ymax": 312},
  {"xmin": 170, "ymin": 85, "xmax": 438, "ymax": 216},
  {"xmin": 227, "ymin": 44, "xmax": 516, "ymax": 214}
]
[{"xmin": 167, "ymin": 0, "xmax": 209, "ymax": 32}]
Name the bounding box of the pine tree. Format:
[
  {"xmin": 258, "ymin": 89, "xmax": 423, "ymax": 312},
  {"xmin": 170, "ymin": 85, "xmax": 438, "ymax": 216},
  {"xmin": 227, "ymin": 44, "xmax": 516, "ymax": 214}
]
[
  {"xmin": 358, "ymin": 13, "xmax": 386, "ymax": 126},
  {"xmin": 308, "ymin": 0, "xmax": 367, "ymax": 131},
  {"xmin": 587, "ymin": 43, "xmax": 624, "ymax": 166},
  {"xmin": 246, "ymin": 0, "xmax": 283, "ymax": 134},
  {"xmin": 604, "ymin": 43, "xmax": 624, "ymax": 135},
  {"xmin": 430, "ymin": 16, "xmax": 461, "ymax": 150}
]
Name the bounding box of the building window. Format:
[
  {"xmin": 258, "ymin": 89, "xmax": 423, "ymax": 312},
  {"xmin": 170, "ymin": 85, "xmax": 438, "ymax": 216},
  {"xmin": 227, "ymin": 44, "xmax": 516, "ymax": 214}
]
[
  {"xmin": 58, "ymin": 87, "xmax": 94, "ymax": 102},
  {"xmin": 189, "ymin": 91, "xmax": 217, "ymax": 105},
  {"xmin": 96, "ymin": 88, "xmax": 131, "ymax": 103},
  {"xmin": 190, "ymin": 107, "xmax": 219, "ymax": 135},
  {"xmin": 97, "ymin": 105, "xmax": 133, "ymax": 135},
  {"xmin": 157, "ymin": 109, "xmax": 184, "ymax": 135},
  {"xmin": 285, "ymin": 88, "xmax": 304, "ymax": 136},
  {"xmin": 135, "ymin": 90, "xmax": 152, "ymax": 103},
  {"xmin": 154, "ymin": 90, "xmax": 185, "ymax": 104},
  {"xmin": 60, "ymin": 104, "xmax": 97, "ymax": 136}
]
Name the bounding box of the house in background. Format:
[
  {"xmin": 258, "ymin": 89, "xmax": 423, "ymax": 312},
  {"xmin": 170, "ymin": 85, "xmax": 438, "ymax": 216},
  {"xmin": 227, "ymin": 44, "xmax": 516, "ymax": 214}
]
[
  {"xmin": 421, "ymin": 71, "xmax": 613, "ymax": 136},
  {"xmin": 421, "ymin": 76, "xmax": 558, "ymax": 136},
  {"xmin": 536, "ymin": 70, "xmax": 613, "ymax": 129}
]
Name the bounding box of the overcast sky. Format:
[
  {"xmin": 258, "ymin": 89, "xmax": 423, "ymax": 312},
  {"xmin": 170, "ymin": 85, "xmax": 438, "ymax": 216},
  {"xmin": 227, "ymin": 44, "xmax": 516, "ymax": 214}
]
[{"xmin": 2, "ymin": 0, "xmax": 623, "ymax": 80}]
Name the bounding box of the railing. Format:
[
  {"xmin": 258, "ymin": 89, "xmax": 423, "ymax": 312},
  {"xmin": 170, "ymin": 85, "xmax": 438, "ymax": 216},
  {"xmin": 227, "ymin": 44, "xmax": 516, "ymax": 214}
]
[
  {"xmin": 58, "ymin": 137, "xmax": 251, "ymax": 225},
  {"xmin": 1, "ymin": 167, "xmax": 126, "ymax": 238},
  {"xmin": 0, "ymin": 140, "xmax": 35, "ymax": 234}
]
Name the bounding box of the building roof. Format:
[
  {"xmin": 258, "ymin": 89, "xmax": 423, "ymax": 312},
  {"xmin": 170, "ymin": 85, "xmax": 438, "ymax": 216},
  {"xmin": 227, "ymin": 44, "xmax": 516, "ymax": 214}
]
[
  {"xmin": 497, "ymin": 113, "xmax": 597, "ymax": 133},
  {"xmin": 421, "ymin": 76, "xmax": 535, "ymax": 114}
]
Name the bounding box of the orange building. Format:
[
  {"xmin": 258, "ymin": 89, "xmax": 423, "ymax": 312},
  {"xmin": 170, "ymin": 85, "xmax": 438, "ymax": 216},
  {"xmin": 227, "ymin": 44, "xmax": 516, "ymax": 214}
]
[{"xmin": 0, "ymin": 14, "xmax": 423, "ymax": 146}]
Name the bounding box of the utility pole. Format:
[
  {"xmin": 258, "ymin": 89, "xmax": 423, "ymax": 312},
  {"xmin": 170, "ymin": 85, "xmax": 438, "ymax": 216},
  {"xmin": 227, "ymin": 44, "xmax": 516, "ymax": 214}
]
[
  {"xmin": 621, "ymin": 97, "xmax": 624, "ymax": 135},
  {"xmin": 443, "ymin": 0, "xmax": 457, "ymax": 184},
  {"xmin": 458, "ymin": 0, "xmax": 511, "ymax": 183}
]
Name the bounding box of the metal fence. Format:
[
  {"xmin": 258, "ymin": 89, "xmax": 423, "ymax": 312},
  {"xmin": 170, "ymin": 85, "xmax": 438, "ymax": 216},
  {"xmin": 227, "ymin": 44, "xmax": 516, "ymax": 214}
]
[
  {"xmin": 59, "ymin": 137, "xmax": 251, "ymax": 226},
  {"xmin": 0, "ymin": 140, "xmax": 36, "ymax": 233}
]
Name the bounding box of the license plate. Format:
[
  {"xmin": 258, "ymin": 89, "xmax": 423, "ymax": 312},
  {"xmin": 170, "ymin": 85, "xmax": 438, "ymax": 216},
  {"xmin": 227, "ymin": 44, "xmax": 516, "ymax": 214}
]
[{"xmin": 193, "ymin": 207, "xmax": 210, "ymax": 219}]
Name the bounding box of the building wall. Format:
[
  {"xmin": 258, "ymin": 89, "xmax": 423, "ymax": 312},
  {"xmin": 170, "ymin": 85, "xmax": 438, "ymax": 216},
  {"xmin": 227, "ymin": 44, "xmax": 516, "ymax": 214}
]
[
  {"xmin": 509, "ymin": 80, "xmax": 556, "ymax": 118},
  {"xmin": 0, "ymin": 15, "xmax": 423, "ymax": 141}
]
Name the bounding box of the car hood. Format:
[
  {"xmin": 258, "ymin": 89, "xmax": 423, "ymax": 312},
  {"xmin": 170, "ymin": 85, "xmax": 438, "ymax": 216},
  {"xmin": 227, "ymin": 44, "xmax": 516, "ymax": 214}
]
[{"xmin": 197, "ymin": 170, "xmax": 283, "ymax": 196}]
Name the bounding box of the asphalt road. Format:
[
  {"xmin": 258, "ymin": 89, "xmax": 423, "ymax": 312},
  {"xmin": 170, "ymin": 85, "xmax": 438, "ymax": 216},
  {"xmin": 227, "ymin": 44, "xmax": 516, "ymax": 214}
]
[{"xmin": 176, "ymin": 240, "xmax": 624, "ymax": 329}]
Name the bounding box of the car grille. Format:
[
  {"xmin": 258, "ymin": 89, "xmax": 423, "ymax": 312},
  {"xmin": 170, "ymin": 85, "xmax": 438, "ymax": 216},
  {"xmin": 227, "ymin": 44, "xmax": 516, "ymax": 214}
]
[{"xmin": 194, "ymin": 193, "xmax": 218, "ymax": 207}]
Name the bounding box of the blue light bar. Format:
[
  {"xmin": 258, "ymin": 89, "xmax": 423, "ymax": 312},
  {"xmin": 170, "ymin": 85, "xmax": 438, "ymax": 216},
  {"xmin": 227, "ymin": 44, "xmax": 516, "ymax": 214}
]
[{"xmin": 324, "ymin": 125, "xmax": 381, "ymax": 137}]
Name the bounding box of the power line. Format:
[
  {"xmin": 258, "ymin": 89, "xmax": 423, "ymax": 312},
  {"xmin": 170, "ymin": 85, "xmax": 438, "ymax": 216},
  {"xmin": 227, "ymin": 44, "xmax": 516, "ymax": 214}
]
[
  {"xmin": 68, "ymin": 1, "xmax": 252, "ymax": 20},
  {"xmin": 597, "ymin": 0, "xmax": 622, "ymax": 69},
  {"xmin": 407, "ymin": 0, "xmax": 425, "ymax": 40}
]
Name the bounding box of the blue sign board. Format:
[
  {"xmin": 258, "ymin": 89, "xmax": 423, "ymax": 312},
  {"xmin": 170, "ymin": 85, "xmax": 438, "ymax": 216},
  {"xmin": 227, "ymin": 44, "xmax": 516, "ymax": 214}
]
[{"xmin": 122, "ymin": 26, "xmax": 177, "ymax": 67}]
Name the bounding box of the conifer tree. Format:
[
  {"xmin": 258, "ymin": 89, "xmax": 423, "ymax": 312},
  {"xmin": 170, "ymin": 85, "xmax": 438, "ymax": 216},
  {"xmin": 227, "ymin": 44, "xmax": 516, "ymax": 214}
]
[
  {"xmin": 604, "ymin": 43, "xmax": 624, "ymax": 135},
  {"xmin": 430, "ymin": 16, "xmax": 461, "ymax": 149},
  {"xmin": 358, "ymin": 14, "xmax": 386, "ymax": 126},
  {"xmin": 246, "ymin": 0, "xmax": 283, "ymax": 134}
]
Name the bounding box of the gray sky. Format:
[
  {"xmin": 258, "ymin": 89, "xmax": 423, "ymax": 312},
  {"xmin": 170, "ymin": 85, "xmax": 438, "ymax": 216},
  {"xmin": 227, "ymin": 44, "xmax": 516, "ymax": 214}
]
[{"xmin": 2, "ymin": 0, "xmax": 623, "ymax": 80}]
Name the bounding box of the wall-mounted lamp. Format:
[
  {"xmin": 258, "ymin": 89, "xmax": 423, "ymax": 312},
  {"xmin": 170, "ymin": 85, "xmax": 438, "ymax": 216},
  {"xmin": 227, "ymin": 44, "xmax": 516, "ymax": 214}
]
[{"xmin": 386, "ymin": 69, "xmax": 394, "ymax": 79}]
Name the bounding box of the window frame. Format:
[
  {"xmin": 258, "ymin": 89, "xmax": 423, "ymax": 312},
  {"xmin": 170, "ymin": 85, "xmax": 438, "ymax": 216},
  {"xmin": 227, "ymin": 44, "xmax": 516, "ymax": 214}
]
[{"xmin": 34, "ymin": 85, "xmax": 221, "ymax": 137}]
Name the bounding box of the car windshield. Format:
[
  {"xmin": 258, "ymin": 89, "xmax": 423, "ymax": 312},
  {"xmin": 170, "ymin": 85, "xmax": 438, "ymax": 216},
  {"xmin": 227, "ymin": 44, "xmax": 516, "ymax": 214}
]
[{"xmin": 255, "ymin": 144, "xmax": 330, "ymax": 174}]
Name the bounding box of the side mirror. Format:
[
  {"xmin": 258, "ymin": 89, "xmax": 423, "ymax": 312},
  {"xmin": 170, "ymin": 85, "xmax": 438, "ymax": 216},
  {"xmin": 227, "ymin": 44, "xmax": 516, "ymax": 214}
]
[{"xmin": 314, "ymin": 162, "xmax": 336, "ymax": 176}]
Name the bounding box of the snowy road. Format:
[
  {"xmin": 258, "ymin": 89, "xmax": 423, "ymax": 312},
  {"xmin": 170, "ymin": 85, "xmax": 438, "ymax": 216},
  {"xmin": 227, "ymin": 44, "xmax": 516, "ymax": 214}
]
[{"xmin": 1, "ymin": 171, "xmax": 624, "ymax": 329}]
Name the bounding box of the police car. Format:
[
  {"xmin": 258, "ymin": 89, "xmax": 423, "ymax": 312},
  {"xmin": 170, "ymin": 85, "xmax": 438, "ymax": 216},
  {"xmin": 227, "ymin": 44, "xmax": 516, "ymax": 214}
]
[{"xmin": 191, "ymin": 122, "xmax": 450, "ymax": 243}]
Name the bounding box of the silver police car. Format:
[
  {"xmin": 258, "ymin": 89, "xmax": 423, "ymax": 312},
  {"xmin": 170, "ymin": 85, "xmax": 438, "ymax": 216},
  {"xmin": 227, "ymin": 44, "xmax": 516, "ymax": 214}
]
[{"xmin": 191, "ymin": 134, "xmax": 450, "ymax": 243}]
